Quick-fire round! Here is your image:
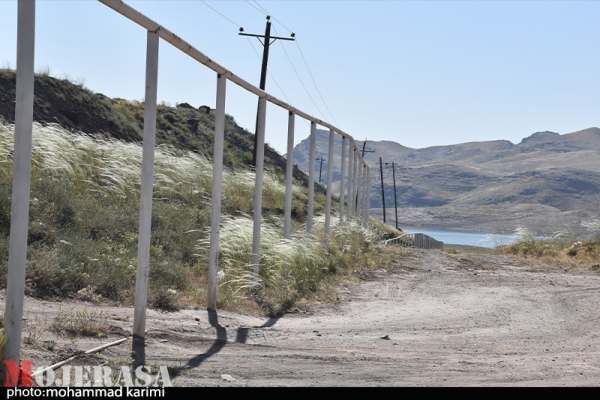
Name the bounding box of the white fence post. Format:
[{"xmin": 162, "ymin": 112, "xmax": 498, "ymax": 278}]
[
  {"xmin": 347, "ymin": 140, "xmax": 353, "ymax": 216},
  {"xmin": 359, "ymin": 164, "xmax": 364, "ymax": 225},
  {"xmin": 352, "ymin": 147, "xmax": 359, "ymax": 218},
  {"xmin": 283, "ymin": 111, "xmax": 295, "ymax": 238},
  {"xmin": 250, "ymin": 97, "xmax": 267, "ymax": 273},
  {"xmin": 306, "ymin": 121, "xmax": 316, "ymax": 233},
  {"xmin": 363, "ymin": 166, "xmax": 371, "ymax": 226},
  {"xmin": 133, "ymin": 29, "xmax": 159, "ymax": 340},
  {"xmin": 324, "ymin": 128, "xmax": 334, "ymax": 241},
  {"xmin": 348, "ymin": 146, "xmax": 354, "ymax": 218},
  {"xmin": 360, "ymin": 164, "xmax": 366, "ymax": 226},
  {"xmin": 358, "ymin": 162, "xmax": 367, "ymax": 221},
  {"xmin": 207, "ymin": 73, "xmax": 226, "ymax": 311},
  {"xmin": 339, "ymin": 136, "xmax": 346, "ymax": 223},
  {"xmin": 352, "ymin": 146, "xmax": 358, "ymax": 218},
  {"xmin": 4, "ymin": 0, "xmax": 35, "ymax": 363}
]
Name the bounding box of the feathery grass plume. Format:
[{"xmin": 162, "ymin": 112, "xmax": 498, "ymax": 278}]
[
  {"xmin": 514, "ymin": 226, "xmax": 535, "ymax": 242},
  {"xmin": 0, "ymin": 120, "xmax": 378, "ymax": 311},
  {"xmin": 582, "ymin": 219, "xmax": 600, "ymax": 236},
  {"xmin": 195, "ymin": 213, "xmax": 387, "ymax": 312},
  {"xmin": 0, "ymin": 121, "xmax": 286, "ymax": 207},
  {"xmin": 0, "ymin": 121, "xmax": 295, "ymax": 304}
]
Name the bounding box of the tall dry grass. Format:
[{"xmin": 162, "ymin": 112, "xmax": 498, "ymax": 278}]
[
  {"xmin": 195, "ymin": 215, "xmax": 389, "ymax": 314},
  {"xmin": 0, "ymin": 120, "xmax": 386, "ymax": 314},
  {"xmin": 499, "ymin": 225, "xmax": 600, "ymax": 270}
]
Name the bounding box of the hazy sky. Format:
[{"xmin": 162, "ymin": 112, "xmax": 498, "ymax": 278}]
[{"xmin": 1, "ymin": 0, "xmax": 600, "ymax": 154}]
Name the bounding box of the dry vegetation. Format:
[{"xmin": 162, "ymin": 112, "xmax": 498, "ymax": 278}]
[
  {"xmin": 51, "ymin": 309, "xmax": 110, "ymax": 338},
  {"xmin": 0, "ymin": 121, "xmax": 395, "ymax": 317},
  {"xmin": 499, "ymin": 226, "xmax": 600, "ymax": 271}
]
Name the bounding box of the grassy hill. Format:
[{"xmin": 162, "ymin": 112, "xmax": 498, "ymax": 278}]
[
  {"xmin": 0, "ymin": 69, "xmax": 312, "ymax": 186},
  {"xmin": 0, "ymin": 69, "xmax": 394, "ymax": 316}
]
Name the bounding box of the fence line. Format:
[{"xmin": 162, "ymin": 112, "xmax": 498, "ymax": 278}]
[{"xmin": 3, "ymin": 0, "xmax": 372, "ymax": 362}]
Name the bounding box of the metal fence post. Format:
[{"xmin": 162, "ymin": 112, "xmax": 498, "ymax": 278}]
[
  {"xmin": 359, "ymin": 156, "xmax": 363, "ymax": 217},
  {"xmin": 283, "ymin": 111, "xmax": 295, "ymax": 238},
  {"xmin": 360, "ymin": 164, "xmax": 365, "ymax": 225},
  {"xmin": 207, "ymin": 73, "xmax": 226, "ymax": 311},
  {"xmin": 354, "ymin": 147, "xmax": 359, "ymax": 217},
  {"xmin": 346, "ymin": 141, "xmax": 354, "ymax": 218},
  {"xmin": 364, "ymin": 167, "xmax": 371, "ymax": 226},
  {"xmin": 353, "ymin": 151, "xmax": 359, "ymax": 217},
  {"xmin": 349, "ymin": 147, "xmax": 355, "ymax": 218},
  {"xmin": 250, "ymin": 97, "xmax": 267, "ymax": 273},
  {"xmin": 339, "ymin": 136, "xmax": 346, "ymax": 223},
  {"xmin": 306, "ymin": 121, "xmax": 316, "ymax": 233},
  {"xmin": 4, "ymin": 0, "xmax": 35, "ymax": 363},
  {"xmin": 360, "ymin": 165, "xmax": 366, "ymax": 226},
  {"xmin": 324, "ymin": 128, "xmax": 334, "ymax": 241},
  {"xmin": 133, "ymin": 29, "xmax": 159, "ymax": 341}
]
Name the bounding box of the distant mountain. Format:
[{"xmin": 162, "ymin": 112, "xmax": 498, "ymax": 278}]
[{"xmin": 292, "ymin": 128, "xmax": 600, "ymax": 235}]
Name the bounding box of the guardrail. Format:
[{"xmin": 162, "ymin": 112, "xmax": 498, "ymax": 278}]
[
  {"xmin": 383, "ymin": 233, "xmax": 415, "ymax": 247},
  {"xmin": 383, "ymin": 233, "xmax": 444, "ymax": 249},
  {"xmin": 3, "ymin": 0, "xmax": 372, "ymax": 363},
  {"xmin": 413, "ymin": 233, "xmax": 444, "ymax": 249}
]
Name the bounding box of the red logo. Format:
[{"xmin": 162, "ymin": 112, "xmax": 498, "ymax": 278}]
[{"xmin": 3, "ymin": 359, "xmax": 32, "ymax": 387}]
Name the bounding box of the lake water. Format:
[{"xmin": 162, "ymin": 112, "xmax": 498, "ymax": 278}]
[{"xmin": 400, "ymin": 226, "xmax": 518, "ymax": 248}]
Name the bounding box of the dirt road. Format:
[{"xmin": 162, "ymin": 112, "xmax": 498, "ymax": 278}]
[{"xmin": 13, "ymin": 249, "xmax": 600, "ymax": 386}]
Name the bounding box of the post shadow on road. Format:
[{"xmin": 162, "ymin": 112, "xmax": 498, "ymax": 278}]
[
  {"xmin": 131, "ymin": 335, "xmax": 145, "ymax": 369},
  {"xmin": 169, "ymin": 309, "xmax": 282, "ymax": 379}
]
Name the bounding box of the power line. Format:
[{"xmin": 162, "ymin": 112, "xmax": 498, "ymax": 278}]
[
  {"xmin": 238, "ymin": 15, "xmax": 296, "ymax": 166},
  {"xmin": 277, "ymin": 37, "xmax": 327, "ymax": 121},
  {"xmin": 200, "ymin": 0, "xmax": 241, "ymax": 28},
  {"xmin": 250, "ymin": 1, "xmax": 338, "ymax": 124},
  {"xmin": 250, "ymin": 0, "xmax": 269, "ymax": 16},
  {"xmin": 245, "ymin": 0, "xmax": 267, "ymax": 17},
  {"xmin": 243, "ymin": 0, "xmax": 326, "ymax": 120},
  {"xmin": 201, "ymin": 0, "xmax": 290, "ymax": 103},
  {"xmin": 245, "ymin": 36, "xmax": 290, "ymax": 103},
  {"xmin": 294, "ymin": 41, "xmax": 338, "ymax": 125},
  {"xmin": 253, "ymin": 0, "xmax": 294, "ymax": 34}
]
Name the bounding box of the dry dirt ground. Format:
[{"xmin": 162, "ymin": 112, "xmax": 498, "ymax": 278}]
[{"xmin": 7, "ymin": 248, "xmax": 600, "ymax": 386}]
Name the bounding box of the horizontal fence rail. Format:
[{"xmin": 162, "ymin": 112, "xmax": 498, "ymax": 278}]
[{"xmin": 3, "ymin": 0, "xmax": 374, "ymax": 363}]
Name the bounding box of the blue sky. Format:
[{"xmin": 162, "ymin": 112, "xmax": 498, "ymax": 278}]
[{"xmin": 1, "ymin": 0, "xmax": 600, "ymax": 154}]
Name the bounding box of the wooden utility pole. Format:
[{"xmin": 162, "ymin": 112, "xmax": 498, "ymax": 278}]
[
  {"xmin": 385, "ymin": 161, "xmax": 399, "ymax": 230},
  {"xmin": 356, "ymin": 139, "xmax": 375, "ymax": 212},
  {"xmin": 316, "ymin": 156, "xmax": 325, "ymax": 184},
  {"xmin": 379, "ymin": 157, "xmax": 386, "ymax": 223},
  {"xmin": 239, "ymin": 16, "xmax": 295, "ymax": 165}
]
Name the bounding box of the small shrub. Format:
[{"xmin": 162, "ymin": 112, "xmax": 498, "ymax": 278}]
[
  {"xmin": 150, "ymin": 288, "xmax": 180, "ymax": 312},
  {"xmin": 500, "ymin": 226, "xmax": 600, "ymax": 270},
  {"xmin": 51, "ymin": 309, "xmax": 109, "ymax": 338}
]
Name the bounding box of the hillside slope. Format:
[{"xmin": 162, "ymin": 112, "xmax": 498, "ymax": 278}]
[
  {"xmin": 293, "ymin": 129, "xmax": 600, "ymax": 235},
  {"xmin": 1, "ymin": 70, "xmax": 380, "ymax": 314},
  {"xmin": 0, "ymin": 69, "xmax": 310, "ymax": 185}
]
